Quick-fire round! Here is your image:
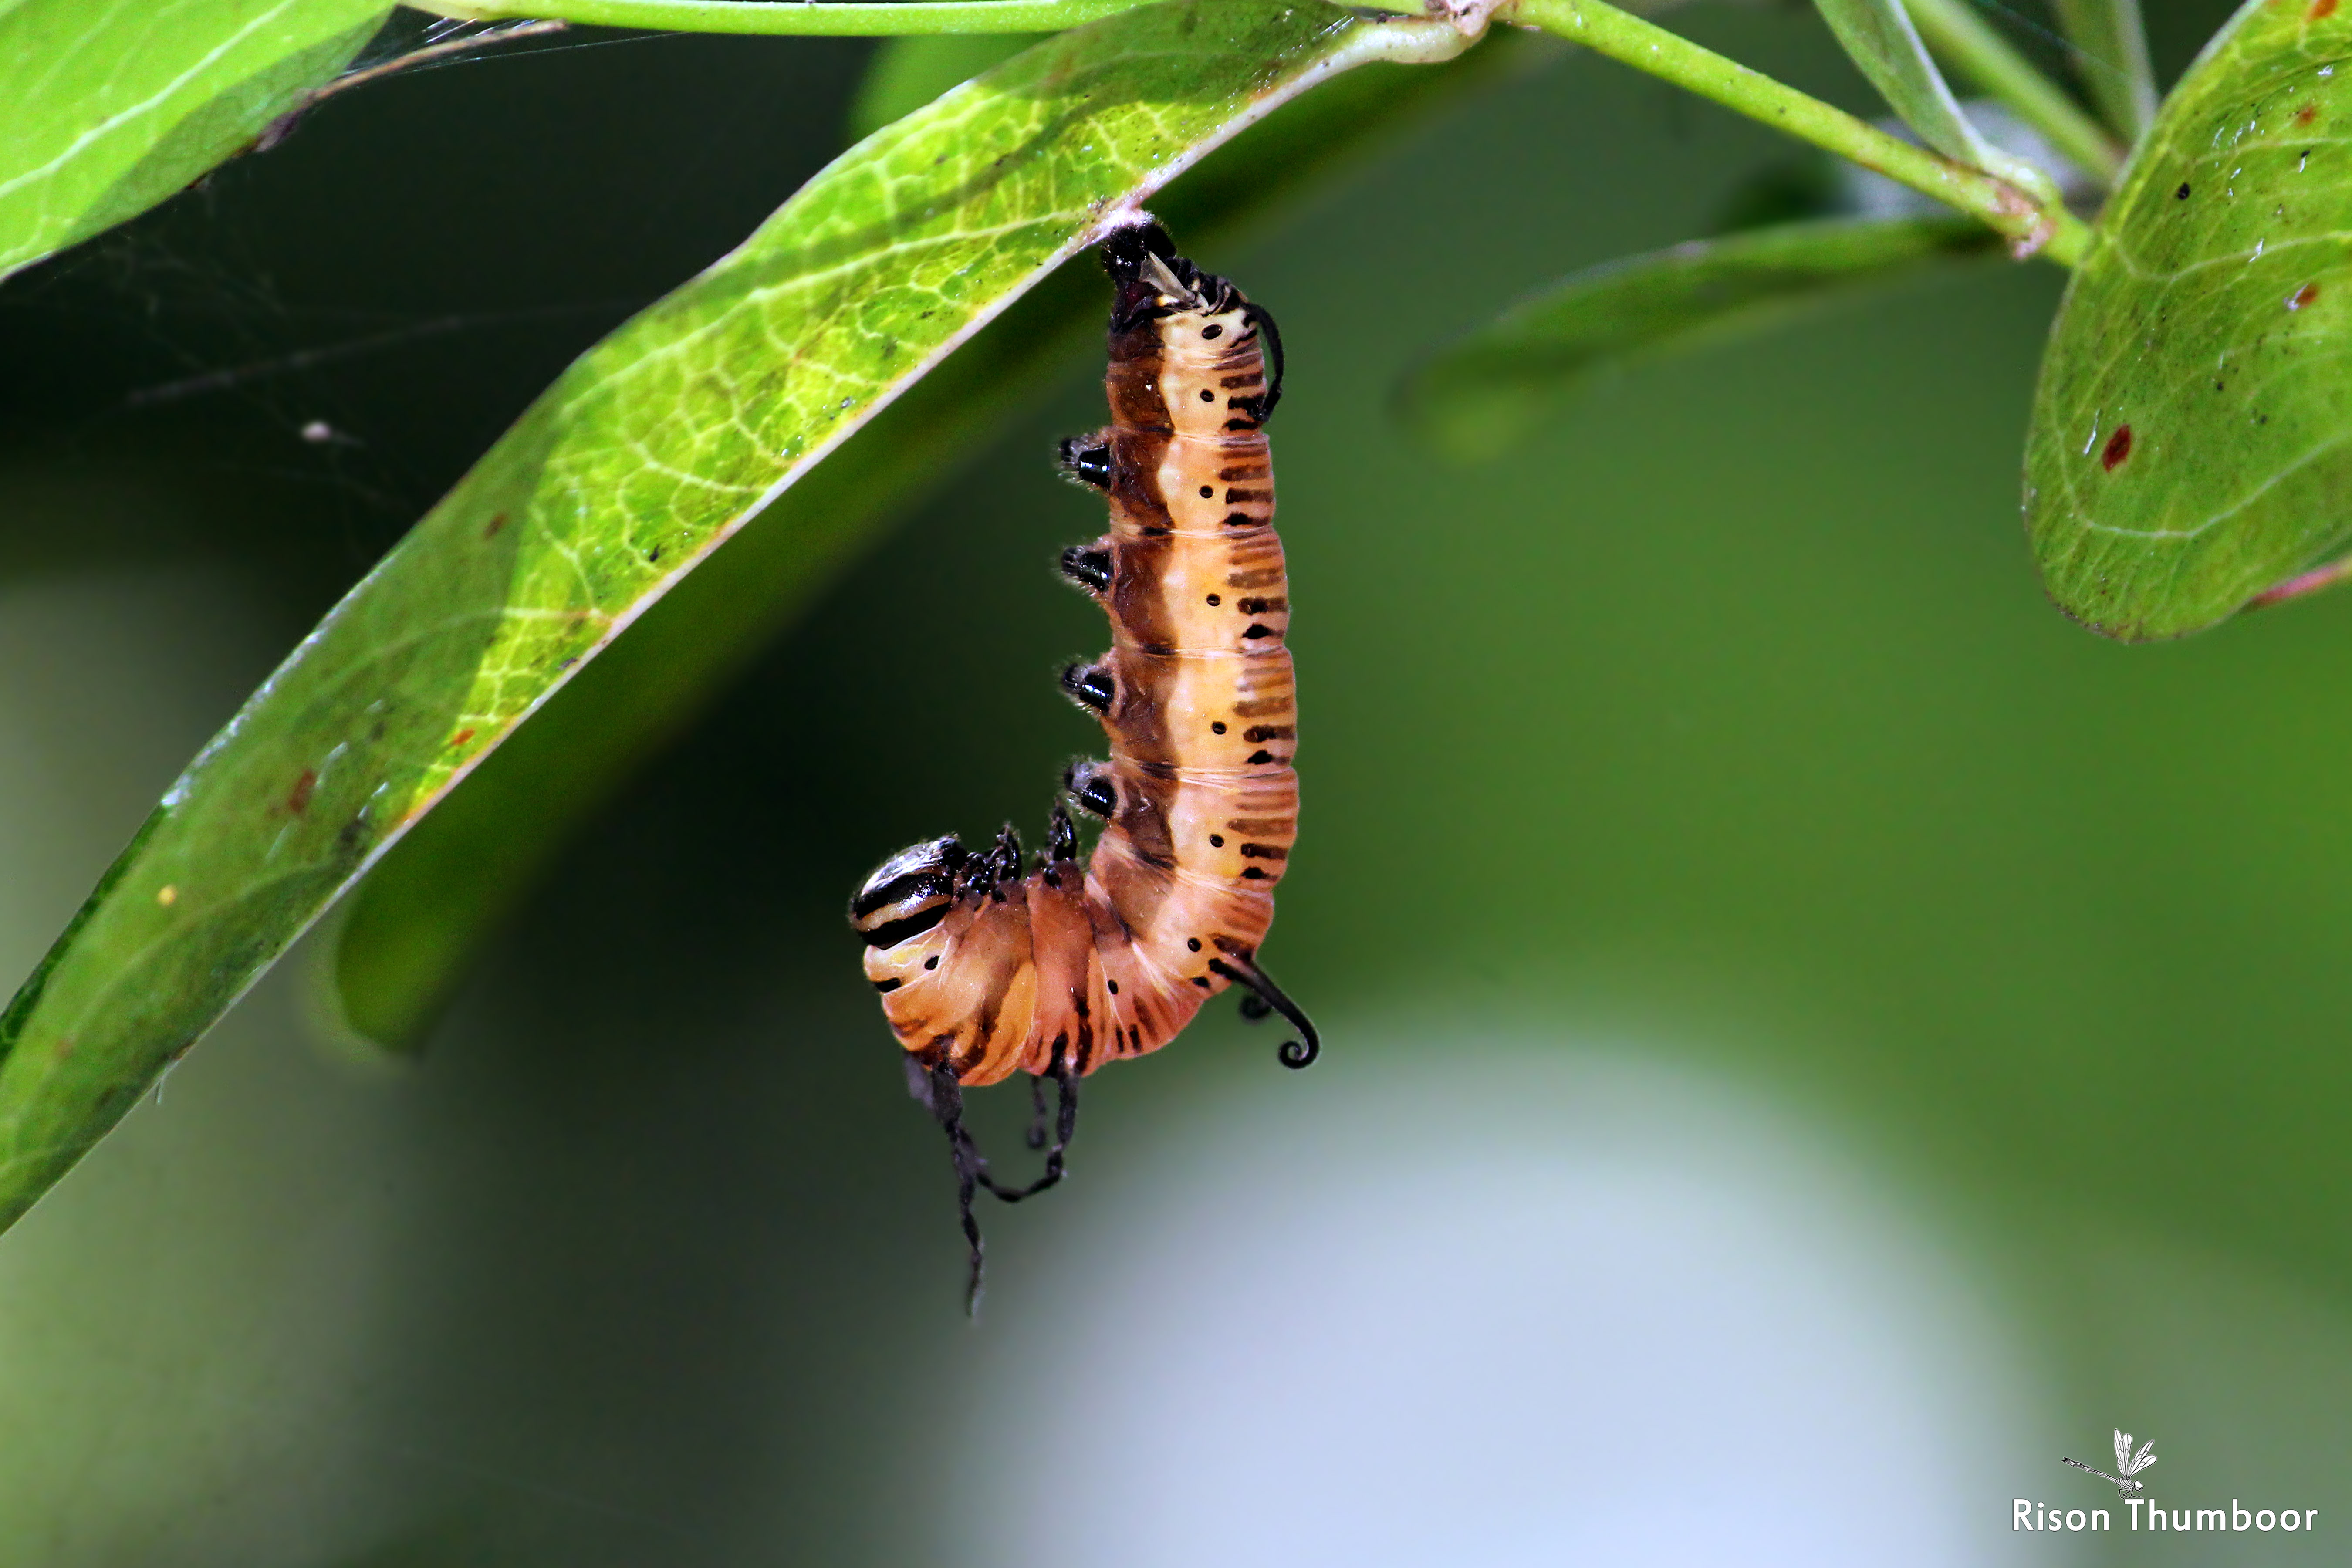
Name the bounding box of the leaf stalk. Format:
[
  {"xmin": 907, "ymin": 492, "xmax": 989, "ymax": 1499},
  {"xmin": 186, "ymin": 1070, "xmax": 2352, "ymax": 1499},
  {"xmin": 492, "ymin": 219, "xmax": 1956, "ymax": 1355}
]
[
  {"xmin": 1505, "ymin": 0, "xmax": 2092, "ymax": 266},
  {"xmin": 2245, "ymin": 555, "xmax": 2352, "ymax": 614}
]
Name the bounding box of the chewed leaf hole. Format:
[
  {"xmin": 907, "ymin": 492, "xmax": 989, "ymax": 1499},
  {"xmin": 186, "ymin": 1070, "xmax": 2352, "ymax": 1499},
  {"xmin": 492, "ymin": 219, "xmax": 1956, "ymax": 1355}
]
[{"xmin": 2102, "ymin": 425, "xmax": 2134, "ymax": 471}]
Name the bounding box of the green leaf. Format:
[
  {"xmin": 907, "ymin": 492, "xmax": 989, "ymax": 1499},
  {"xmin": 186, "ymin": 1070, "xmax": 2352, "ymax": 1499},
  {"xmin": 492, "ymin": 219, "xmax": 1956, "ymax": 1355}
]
[
  {"xmin": 845, "ymin": 32, "xmax": 1045, "ymax": 140},
  {"xmin": 2051, "ymin": 0, "xmax": 2157, "ymax": 141},
  {"xmin": 1902, "ymin": 0, "xmax": 2124, "ymax": 183},
  {"xmin": 0, "ymin": 0, "xmax": 391, "ymax": 282},
  {"xmin": 2024, "ymin": 0, "xmax": 2352, "ymax": 641},
  {"xmin": 1813, "ymin": 0, "xmax": 2003, "ymax": 170},
  {"xmin": 332, "ymin": 13, "xmax": 1528, "ymax": 1053},
  {"xmin": 1397, "ymin": 213, "xmax": 1998, "ymax": 461},
  {"xmin": 0, "ymin": 0, "xmax": 1483, "ymax": 1226}
]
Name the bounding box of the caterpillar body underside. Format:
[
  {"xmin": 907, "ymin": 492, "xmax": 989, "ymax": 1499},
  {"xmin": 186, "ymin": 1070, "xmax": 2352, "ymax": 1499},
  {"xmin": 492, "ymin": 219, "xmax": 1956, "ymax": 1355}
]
[{"xmin": 848, "ymin": 222, "xmax": 1316, "ymax": 1305}]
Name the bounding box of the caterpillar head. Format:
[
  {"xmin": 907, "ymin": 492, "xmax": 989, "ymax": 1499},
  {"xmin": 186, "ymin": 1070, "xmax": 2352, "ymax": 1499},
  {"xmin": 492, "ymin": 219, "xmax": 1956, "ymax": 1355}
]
[
  {"xmin": 1102, "ymin": 220, "xmax": 1233, "ymax": 331},
  {"xmin": 1101, "ymin": 220, "xmax": 1281, "ymax": 423},
  {"xmin": 849, "ymin": 835, "xmax": 966, "ymax": 949}
]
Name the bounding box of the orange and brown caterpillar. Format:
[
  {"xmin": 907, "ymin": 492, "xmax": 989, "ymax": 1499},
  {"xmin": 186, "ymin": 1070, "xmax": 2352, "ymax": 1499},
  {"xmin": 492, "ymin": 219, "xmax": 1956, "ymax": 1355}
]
[{"xmin": 848, "ymin": 221, "xmax": 1316, "ymax": 1303}]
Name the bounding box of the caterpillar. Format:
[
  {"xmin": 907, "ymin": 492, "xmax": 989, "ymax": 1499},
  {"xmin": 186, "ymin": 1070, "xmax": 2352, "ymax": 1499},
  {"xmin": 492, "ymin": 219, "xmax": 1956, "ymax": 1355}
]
[{"xmin": 848, "ymin": 220, "xmax": 1318, "ymax": 1307}]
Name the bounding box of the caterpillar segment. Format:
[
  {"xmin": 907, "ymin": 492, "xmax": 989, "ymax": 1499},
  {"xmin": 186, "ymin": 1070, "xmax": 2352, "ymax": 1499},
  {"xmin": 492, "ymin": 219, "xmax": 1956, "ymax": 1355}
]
[{"xmin": 848, "ymin": 221, "xmax": 1318, "ymax": 1306}]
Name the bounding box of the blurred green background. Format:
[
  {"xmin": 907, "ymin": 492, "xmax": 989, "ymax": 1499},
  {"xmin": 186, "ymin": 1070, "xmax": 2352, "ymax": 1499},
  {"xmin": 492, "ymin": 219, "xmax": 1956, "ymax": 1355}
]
[{"xmin": 3, "ymin": 1, "xmax": 2345, "ymax": 1561}]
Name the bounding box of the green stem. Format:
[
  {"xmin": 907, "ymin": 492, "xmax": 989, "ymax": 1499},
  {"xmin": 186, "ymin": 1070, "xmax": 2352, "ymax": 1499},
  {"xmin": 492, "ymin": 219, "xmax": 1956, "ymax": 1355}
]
[
  {"xmin": 1903, "ymin": 0, "xmax": 2121, "ymax": 184},
  {"xmin": 418, "ymin": 0, "xmax": 1156, "ymax": 34},
  {"xmin": 1506, "ymin": 0, "xmax": 2092, "ymax": 267}
]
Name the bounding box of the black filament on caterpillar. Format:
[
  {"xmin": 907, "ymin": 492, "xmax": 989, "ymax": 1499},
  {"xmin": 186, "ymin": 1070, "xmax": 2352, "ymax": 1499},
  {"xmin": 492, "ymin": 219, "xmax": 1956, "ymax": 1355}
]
[{"xmin": 848, "ymin": 219, "xmax": 1315, "ymax": 1312}]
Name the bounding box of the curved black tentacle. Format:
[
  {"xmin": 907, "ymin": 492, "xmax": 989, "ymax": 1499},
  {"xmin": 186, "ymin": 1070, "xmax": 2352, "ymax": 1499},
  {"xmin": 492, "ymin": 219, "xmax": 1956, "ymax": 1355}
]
[
  {"xmin": 1207, "ymin": 957, "xmax": 1319, "ymax": 1069},
  {"xmin": 1240, "ymin": 302, "xmax": 1285, "ymax": 424}
]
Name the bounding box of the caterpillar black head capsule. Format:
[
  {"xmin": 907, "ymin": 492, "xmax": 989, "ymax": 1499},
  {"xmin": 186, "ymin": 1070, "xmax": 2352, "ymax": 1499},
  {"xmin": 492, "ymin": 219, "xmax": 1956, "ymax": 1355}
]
[
  {"xmin": 1103, "ymin": 219, "xmax": 1231, "ymax": 331},
  {"xmin": 849, "ymin": 835, "xmax": 966, "ymax": 950}
]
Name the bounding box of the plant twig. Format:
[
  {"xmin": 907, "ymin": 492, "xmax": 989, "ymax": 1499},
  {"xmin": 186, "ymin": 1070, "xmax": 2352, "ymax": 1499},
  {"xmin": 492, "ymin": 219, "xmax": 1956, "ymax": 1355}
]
[
  {"xmin": 418, "ymin": 0, "xmax": 1159, "ymax": 34},
  {"xmin": 1904, "ymin": 0, "xmax": 2121, "ymax": 183},
  {"xmin": 1505, "ymin": 0, "xmax": 2092, "ymax": 266}
]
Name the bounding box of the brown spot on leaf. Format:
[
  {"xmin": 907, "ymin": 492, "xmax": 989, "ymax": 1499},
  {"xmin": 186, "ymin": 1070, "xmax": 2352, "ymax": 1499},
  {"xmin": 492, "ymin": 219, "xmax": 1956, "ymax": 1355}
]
[
  {"xmin": 2297, "ymin": 104, "xmax": 2321, "ymax": 125},
  {"xmin": 2291, "ymin": 282, "xmax": 2321, "ymax": 308},
  {"xmin": 2102, "ymin": 425, "xmax": 2134, "ymax": 471},
  {"xmin": 287, "ymin": 769, "xmax": 318, "ymax": 815},
  {"xmin": 450, "ymin": 728, "xmax": 476, "ymax": 748},
  {"xmin": 2313, "ymin": 0, "xmax": 2337, "ymax": 20},
  {"xmin": 483, "ymin": 512, "xmax": 508, "ymax": 539}
]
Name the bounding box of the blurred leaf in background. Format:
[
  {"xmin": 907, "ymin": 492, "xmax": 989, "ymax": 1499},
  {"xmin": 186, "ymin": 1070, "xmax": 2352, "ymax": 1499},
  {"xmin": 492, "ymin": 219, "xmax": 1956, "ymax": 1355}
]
[
  {"xmin": 1397, "ymin": 211, "xmax": 1997, "ymax": 461},
  {"xmin": 2051, "ymin": 0, "xmax": 2158, "ymax": 139}
]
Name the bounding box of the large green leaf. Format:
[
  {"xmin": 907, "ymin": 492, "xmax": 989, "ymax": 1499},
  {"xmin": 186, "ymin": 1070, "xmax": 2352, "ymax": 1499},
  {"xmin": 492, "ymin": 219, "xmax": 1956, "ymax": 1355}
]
[
  {"xmin": 2025, "ymin": 0, "xmax": 2352, "ymax": 641},
  {"xmin": 845, "ymin": 32, "xmax": 1044, "ymax": 140},
  {"xmin": 331, "ymin": 20, "xmax": 1519, "ymax": 1051},
  {"xmin": 1398, "ymin": 213, "xmax": 1998, "ymax": 460},
  {"xmin": 0, "ymin": 0, "xmax": 1483, "ymax": 1229},
  {"xmin": 0, "ymin": 0, "xmax": 390, "ymax": 282}
]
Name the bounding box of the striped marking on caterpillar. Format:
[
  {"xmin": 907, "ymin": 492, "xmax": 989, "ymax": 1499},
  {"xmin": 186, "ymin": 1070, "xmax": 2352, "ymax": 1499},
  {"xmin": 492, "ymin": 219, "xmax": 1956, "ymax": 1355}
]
[{"xmin": 847, "ymin": 221, "xmax": 1317, "ymax": 1309}]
